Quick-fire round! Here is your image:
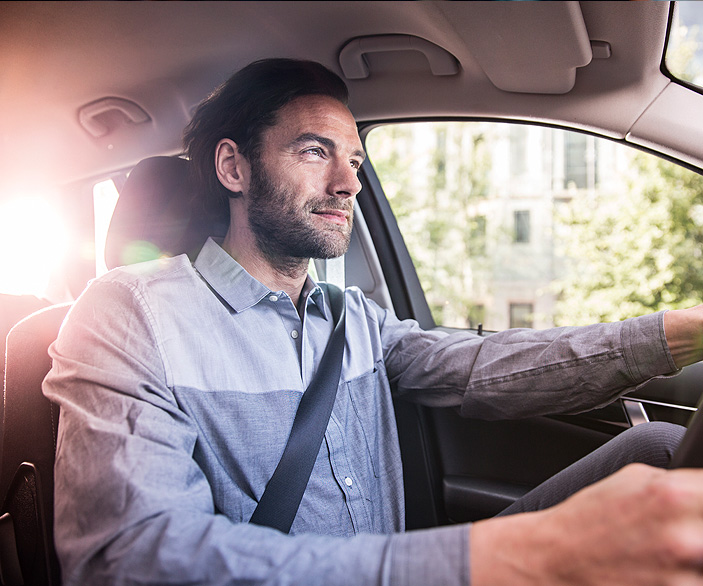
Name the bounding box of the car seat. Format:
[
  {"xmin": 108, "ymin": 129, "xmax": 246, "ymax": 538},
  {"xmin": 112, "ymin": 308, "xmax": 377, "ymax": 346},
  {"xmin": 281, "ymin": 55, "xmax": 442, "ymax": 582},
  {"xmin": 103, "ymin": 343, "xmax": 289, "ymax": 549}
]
[
  {"xmin": 0, "ymin": 155, "xmax": 220, "ymax": 586},
  {"xmin": 0, "ymin": 295, "xmax": 51, "ymax": 457},
  {"xmin": 105, "ymin": 155, "xmax": 228, "ymax": 268},
  {"xmin": 0, "ymin": 303, "xmax": 71, "ymax": 586}
]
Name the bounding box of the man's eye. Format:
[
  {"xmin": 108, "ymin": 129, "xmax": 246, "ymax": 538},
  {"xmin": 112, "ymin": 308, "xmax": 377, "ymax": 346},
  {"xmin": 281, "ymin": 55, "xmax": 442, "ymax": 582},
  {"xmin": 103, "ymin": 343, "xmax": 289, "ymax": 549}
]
[
  {"xmin": 304, "ymin": 147, "xmax": 324, "ymax": 157},
  {"xmin": 350, "ymin": 160, "xmax": 361, "ymax": 170}
]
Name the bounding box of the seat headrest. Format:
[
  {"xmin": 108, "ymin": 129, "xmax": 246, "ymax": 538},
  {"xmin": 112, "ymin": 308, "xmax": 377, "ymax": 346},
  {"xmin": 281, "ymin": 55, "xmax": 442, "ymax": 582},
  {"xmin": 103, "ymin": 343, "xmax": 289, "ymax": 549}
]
[{"xmin": 105, "ymin": 156, "xmax": 228, "ymax": 270}]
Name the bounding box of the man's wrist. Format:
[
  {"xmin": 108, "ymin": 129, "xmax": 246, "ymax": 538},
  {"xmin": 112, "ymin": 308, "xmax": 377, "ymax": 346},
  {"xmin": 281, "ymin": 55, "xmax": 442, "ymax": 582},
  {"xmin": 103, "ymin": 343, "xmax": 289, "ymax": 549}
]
[
  {"xmin": 471, "ymin": 511, "xmax": 551, "ymax": 586},
  {"xmin": 663, "ymin": 305, "xmax": 703, "ymax": 368}
]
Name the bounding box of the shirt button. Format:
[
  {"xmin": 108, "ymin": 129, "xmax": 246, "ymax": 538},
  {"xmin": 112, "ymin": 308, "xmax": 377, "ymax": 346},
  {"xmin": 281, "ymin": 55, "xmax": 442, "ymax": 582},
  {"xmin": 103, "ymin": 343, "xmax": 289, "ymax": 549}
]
[
  {"xmin": 344, "ymin": 477, "xmax": 353, "ymax": 487},
  {"xmin": 291, "ymin": 330, "xmax": 299, "ymax": 339},
  {"xmin": 268, "ymin": 294, "xmax": 278, "ymax": 302}
]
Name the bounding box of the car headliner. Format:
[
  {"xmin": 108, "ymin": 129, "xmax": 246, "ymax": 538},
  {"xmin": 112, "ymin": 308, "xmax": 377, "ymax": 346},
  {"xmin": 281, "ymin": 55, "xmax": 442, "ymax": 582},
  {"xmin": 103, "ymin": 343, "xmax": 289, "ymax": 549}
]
[{"xmin": 0, "ymin": 1, "xmax": 699, "ymax": 194}]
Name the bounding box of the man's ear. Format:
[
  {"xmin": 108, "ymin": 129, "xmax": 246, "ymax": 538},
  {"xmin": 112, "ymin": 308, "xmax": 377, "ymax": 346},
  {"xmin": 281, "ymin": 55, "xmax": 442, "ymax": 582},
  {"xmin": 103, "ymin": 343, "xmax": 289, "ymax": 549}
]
[{"xmin": 215, "ymin": 138, "xmax": 250, "ymax": 197}]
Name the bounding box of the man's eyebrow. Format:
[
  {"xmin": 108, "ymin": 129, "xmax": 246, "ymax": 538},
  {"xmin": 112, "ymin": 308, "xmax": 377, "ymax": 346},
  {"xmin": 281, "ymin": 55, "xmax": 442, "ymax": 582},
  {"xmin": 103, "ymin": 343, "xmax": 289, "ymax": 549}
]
[{"xmin": 292, "ymin": 132, "xmax": 366, "ymax": 161}]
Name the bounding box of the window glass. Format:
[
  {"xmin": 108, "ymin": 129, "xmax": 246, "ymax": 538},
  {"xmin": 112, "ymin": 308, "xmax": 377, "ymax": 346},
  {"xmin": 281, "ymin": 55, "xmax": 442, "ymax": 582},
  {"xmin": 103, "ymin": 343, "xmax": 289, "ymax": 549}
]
[
  {"xmin": 666, "ymin": 2, "xmax": 703, "ymax": 89},
  {"xmin": 365, "ymin": 121, "xmax": 703, "ymax": 331},
  {"xmin": 0, "ymin": 177, "xmax": 120, "ymax": 300},
  {"xmin": 513, "ymin": 210, "xmax": 530, "ymax": 244},
  {"xmin": 0, "ymin": 192, "xmax": 67, "ymax": 298},
  {"xmin": 93, "ymin": 179, "xmax": 120, "ymax": 277},
  {"xmin": 510, "ymin": 303, "xmax": 533, "ymax": 329}
]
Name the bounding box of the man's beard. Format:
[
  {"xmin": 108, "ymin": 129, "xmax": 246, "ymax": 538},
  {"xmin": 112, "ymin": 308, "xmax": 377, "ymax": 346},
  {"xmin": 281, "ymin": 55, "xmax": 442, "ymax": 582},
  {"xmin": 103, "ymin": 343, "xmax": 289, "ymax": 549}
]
[{"xmin": 246, "ymin": 160, "xmax": 353, "ymax": 275}]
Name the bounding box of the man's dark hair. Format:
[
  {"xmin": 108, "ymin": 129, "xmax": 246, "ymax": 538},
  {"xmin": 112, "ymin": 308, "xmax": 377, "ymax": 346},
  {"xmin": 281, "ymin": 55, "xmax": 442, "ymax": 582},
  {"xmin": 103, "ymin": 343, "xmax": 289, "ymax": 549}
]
[{"xmin": 183, "ymin": 58, "xmax": 349, "ymax": 206}]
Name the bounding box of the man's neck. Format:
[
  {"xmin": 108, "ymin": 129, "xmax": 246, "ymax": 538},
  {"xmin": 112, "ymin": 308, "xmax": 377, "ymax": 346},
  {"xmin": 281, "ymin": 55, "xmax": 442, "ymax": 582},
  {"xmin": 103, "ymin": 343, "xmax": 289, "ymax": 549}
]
[{"xmin": 221, "ymin": 228, "xmax": 309, "ymax": 307}]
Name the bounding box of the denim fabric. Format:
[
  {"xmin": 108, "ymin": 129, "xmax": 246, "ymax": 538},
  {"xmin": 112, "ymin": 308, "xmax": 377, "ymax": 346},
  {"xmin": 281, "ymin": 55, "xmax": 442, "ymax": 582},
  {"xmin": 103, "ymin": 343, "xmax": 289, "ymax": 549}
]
[{"xmin": 43, "ymin": 238, "xmax": 676, "ymax": 585}]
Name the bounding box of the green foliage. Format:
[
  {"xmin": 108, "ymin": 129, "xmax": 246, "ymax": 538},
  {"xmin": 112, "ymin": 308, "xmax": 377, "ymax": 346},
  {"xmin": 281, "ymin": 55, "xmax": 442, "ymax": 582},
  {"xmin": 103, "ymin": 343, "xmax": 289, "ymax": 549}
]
[
  {"xmin": 553, "ymin": 154, "xmax": 703, "ymax": 326},
  {"xmin": 666, "ymin": 20, "xmax": 703, "ymax": 85}
]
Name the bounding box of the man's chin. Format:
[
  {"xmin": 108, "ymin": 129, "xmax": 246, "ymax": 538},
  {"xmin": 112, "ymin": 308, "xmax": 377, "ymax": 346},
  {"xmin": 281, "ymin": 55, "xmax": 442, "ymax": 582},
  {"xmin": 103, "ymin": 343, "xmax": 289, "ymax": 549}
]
[{"xmin": 310, "ymin": 232, "xmax": 352, "ymax": 260}]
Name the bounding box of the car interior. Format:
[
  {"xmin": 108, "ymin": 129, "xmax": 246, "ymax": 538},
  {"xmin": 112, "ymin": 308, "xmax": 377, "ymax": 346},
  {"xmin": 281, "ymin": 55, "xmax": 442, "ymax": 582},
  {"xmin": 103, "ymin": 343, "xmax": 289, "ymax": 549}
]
[{"xmin": 2, "ymin": 1, "xmax": 703, "ymax": 584}]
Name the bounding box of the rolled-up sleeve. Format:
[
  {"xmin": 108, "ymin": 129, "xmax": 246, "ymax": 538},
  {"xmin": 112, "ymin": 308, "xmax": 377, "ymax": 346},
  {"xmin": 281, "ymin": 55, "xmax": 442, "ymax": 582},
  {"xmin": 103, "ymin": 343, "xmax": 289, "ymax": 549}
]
[
  {"xmin": 43, "ymin": 279, "xmax": 471, "ymax": 586},
  {"xmin": 373, "ymin": 301, "xmax": 677, "ymax": 420}
]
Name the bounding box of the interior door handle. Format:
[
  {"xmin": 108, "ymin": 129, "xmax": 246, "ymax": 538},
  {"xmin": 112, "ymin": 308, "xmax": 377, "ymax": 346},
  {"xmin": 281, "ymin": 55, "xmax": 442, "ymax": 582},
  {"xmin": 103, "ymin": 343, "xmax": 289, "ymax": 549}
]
[{"xmin": 622, "ymin": 399, "xmax": 650, "ymax": 427}]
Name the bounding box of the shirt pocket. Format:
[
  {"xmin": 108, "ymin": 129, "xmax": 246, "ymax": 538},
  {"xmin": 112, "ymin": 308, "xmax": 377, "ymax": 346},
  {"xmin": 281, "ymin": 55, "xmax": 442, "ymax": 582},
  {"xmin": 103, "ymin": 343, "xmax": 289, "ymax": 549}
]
[{"xmin": 345, "ymin": 360, "xmax": 390, "ymax": 479}]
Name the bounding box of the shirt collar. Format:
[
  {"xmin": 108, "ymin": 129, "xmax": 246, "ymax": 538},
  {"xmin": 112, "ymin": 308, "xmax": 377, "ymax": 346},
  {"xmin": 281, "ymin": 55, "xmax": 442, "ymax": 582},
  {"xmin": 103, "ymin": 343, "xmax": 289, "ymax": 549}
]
[
  {"xmin": 193, "ymin": 238, "xmax": 330, "ymax": 320},
  {"xmin": 301, "ymin": 275, "xmax": 328, "ymax": 319}
]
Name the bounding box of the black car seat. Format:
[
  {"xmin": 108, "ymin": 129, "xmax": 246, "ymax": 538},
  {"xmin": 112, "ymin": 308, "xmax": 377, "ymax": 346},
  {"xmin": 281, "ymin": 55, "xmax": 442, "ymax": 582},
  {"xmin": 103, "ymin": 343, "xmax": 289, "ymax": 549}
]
[
  {"xmin": 105, "ymin": 156, "xmax": 228, "ymax": 268},
  {"xmin": 1, "ymin": 296, "xmax": 51, "ymax": 425},
  {"xmin": 0, "ymin": 303, "xmax": 71, "ymax": 586},
  {"xmin": 0, "ymin": 155, "xmax": 222, "ymax": 586}
]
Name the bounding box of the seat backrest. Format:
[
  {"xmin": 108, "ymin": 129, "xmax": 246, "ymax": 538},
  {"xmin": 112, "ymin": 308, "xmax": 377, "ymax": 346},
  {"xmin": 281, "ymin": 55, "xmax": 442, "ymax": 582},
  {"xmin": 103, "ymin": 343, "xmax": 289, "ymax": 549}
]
[
  {"xmin": 1, "ymin": 295, "xmax": 50, "ymax": 398},
  {"xmin": 105, "ymin": 155, "xmax": 227, "ymax": 269},
  {"xmin": 0, "ymin": 303, "xmax": 70, "ymax": 586},
  {"xmin": 0, "ymin": 155, "xmax": 221, "ymax": 586}
]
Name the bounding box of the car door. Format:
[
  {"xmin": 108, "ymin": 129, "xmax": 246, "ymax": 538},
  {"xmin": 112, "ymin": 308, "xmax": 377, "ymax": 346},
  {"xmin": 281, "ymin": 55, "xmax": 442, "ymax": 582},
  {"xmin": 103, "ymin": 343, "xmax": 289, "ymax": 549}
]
[{"xmin": 353, "ymin": 119, "xmax": 703, "ymax": 529}]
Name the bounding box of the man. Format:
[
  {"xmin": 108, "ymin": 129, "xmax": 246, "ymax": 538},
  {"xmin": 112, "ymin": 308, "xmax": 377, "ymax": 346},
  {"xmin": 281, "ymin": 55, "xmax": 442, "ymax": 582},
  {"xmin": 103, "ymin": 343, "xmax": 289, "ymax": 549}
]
[{"xmin": 44, "ymin": 59, "xmax": 703, "ymax": 585}]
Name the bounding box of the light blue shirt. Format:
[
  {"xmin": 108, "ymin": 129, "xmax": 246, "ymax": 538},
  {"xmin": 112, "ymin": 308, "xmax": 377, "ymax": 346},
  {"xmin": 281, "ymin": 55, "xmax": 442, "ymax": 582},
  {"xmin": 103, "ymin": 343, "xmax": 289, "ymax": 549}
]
[{"xmin": 44, "ymin": 238, "xmax": 676, "ymax": 585}]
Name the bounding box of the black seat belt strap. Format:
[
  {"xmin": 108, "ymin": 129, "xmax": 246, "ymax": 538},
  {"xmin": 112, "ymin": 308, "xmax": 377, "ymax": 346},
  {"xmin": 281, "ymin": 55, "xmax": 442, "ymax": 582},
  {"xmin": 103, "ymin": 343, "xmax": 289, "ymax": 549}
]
[{"xmin": 248, "ymin": 283, "xmax": 345, "ymax": 533}]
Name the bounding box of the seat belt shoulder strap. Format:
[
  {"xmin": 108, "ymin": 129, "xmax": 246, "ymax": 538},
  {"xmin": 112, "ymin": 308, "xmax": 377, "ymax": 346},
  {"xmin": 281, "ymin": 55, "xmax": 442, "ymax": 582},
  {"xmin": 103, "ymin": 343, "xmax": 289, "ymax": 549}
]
[{"xmin": 248, "ymin": 282, "xmax": 345, "ymax": 533}]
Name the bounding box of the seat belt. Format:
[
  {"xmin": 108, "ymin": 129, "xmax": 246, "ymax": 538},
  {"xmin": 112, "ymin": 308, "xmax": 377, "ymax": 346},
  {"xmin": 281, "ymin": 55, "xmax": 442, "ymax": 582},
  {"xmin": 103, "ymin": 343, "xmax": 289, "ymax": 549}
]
[{"xmin": 248, "ymin": 283, "xmax": 345, "ymax": 533}]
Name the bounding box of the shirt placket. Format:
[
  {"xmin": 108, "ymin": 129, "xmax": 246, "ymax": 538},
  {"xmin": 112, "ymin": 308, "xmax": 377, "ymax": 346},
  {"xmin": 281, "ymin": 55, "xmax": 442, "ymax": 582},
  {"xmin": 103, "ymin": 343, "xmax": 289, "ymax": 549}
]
[{"xmin": 265, "ymin": 292, "xmax": 308, "ymax": 381}]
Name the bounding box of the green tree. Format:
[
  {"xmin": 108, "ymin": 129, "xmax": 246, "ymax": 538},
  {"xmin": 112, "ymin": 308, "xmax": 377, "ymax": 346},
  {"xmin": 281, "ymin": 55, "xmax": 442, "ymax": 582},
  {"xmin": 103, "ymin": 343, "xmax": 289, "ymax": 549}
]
[{"xmin": 554, "ymin": 154, "xmax": 703, "ymax": 326}]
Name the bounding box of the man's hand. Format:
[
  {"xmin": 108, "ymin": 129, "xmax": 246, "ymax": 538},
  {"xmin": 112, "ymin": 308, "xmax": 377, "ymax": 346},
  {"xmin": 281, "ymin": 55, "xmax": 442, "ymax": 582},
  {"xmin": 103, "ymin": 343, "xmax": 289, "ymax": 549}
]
[
  {"xmin": 664, "ymin": 305, "xmax": 703, "ymax": 369},
  {"xmin": 471, "ymin": 463, "xmax": 703, "ymax": 585}
]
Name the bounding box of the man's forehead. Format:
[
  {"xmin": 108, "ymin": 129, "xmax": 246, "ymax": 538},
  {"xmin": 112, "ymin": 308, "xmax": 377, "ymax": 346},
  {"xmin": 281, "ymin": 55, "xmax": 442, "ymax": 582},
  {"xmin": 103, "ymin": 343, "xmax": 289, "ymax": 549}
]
[{"xmin": 272, "ymin": 95, "xmax": 361, "ymax": 144}]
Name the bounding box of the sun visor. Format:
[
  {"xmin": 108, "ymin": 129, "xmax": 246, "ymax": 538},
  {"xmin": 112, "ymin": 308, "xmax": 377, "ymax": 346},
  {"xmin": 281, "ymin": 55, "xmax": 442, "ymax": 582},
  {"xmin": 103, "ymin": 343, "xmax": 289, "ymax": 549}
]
[
  {"xmin": 456, "ymin": 1, "xmax": 593, "ymax": 94},
  {"xmin": 338, "ymin": 3, "xmax": 599, "ymax": 95}
]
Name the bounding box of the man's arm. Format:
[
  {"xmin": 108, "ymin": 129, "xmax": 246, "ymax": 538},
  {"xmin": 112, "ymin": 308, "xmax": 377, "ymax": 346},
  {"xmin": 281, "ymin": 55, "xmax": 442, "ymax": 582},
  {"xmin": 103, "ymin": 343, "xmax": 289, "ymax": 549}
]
[
  {"xmin": 44, "ymin": 277, "xmax": 470, "ymax": 586},
  {"xmin": 368, "ymin": 294, "xmax": 677, "ymax": 419},
  {"xmin": 472, "ymin": 463, "xmax": 703, "ymax": 585}
]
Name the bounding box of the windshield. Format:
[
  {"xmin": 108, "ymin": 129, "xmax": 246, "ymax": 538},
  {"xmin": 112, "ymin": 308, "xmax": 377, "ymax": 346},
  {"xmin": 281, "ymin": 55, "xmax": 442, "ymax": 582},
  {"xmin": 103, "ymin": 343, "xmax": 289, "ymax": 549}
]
[{"xmin": 665, "ymin": 1, "xmax": 703, "ymax": 88}]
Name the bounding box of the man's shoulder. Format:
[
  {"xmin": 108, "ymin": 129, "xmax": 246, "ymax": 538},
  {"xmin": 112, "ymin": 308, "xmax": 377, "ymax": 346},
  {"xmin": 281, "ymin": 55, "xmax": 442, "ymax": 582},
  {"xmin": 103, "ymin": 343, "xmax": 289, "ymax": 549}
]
[
  {"xmin": 94, "ymin": 254, "xmax": 197, "ymax": 290},
  {"xmin": 343, "ymin": 285, "xmax": 386, "ymax": 321},
  {"xmin": 75, "ymin": 254, "xmax": 201, "ymax": 313},
  {"xmin": 67, "ymin": 254, "xmax": 202, "ymax": 328}
]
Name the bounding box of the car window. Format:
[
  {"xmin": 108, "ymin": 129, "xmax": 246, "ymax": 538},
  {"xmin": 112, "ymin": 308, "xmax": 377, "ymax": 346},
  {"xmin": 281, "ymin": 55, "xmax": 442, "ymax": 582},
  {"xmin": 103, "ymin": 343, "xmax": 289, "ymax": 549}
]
[
  {"xmin": 0, "ymin": 177, "xmax": 119, "ymax": 300},
  {"xmin": 0, "ymin": 191, "xmax": 67, "ymax": 298},
  {"xmin": 93, "ymin": 179, "xmax": 120, "ymax": 277},
  {"xmin": 665, "ymin": 2, "xmax": 703, "ymax": 89},
  {"xmin": 365, "ymin": 121, "xmax": 703, "ymax": 331}
]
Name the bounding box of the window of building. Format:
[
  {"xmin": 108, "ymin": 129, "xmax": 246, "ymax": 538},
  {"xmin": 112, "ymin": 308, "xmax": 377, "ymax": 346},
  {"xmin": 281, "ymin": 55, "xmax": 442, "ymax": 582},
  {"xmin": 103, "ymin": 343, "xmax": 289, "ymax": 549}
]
[
  {"xmin": 468, "ymin": 303, "xmax": 485, "ymax": 330},
  {"xmin": 564, "ymin": 133, "xmax": 598, "ymax": 190},
  {"xmin": 467, "ymin": 215, "xmax": 487, "ymax": 256},
  {"xmin": 514, "ymin": 210, "xmax": 530, "ymax": 243},
  {"xmin": 510, "ymin": 303, "xmax": 533, "ymax": 328}
]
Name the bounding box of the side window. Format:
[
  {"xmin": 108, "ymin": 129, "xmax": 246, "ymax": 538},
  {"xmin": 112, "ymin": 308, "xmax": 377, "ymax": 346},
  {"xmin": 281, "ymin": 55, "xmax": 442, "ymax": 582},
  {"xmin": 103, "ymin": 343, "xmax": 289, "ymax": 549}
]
[
  {"xmin": 0, "ymin": 192, "xmax": 67, "ymax": 298},
  {"xmin": 93, "ymin": 179, "xmax": 120, "ymax": 277},
  {"xmin": 0, "ymin": 177, "xmax": 120, "ymax": 301},
  {"xmin": 365, "ymin": 122, "xmax": 703, "ymax": 331}
]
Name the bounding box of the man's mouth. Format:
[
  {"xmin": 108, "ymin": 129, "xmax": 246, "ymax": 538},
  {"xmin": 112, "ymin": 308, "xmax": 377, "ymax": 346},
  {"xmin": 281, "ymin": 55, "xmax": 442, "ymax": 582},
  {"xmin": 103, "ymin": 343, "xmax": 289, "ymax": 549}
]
[{"xmin": 312, "ymin": 209, "xmax": 350, "ymax": 226}]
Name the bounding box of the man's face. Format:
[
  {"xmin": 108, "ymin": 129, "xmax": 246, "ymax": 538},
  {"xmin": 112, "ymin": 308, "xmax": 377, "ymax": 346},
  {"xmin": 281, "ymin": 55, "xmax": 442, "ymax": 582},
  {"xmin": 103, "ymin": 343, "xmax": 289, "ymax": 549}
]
[{"xmin": 245, "ymin": 95, "xmax": 365, "ymax": 265}]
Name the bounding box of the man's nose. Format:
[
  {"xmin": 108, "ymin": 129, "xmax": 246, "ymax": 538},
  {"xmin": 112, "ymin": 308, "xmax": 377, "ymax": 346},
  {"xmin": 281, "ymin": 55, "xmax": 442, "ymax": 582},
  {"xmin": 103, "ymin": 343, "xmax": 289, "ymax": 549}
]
[{"xmin": 329, "ymin": 159, "xmax": 362, "ymax": 199}]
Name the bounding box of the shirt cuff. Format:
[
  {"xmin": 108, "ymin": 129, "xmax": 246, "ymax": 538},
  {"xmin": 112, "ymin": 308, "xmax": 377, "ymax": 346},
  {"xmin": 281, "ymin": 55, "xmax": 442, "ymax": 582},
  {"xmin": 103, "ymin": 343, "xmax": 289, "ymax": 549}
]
[
  {"xmin": 622, "ymin": 311, "xmax": 678, "ymax": 383},
  {"xmin": 387, "ymin": 524, "xmax": 470, "ymax": 586}
]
